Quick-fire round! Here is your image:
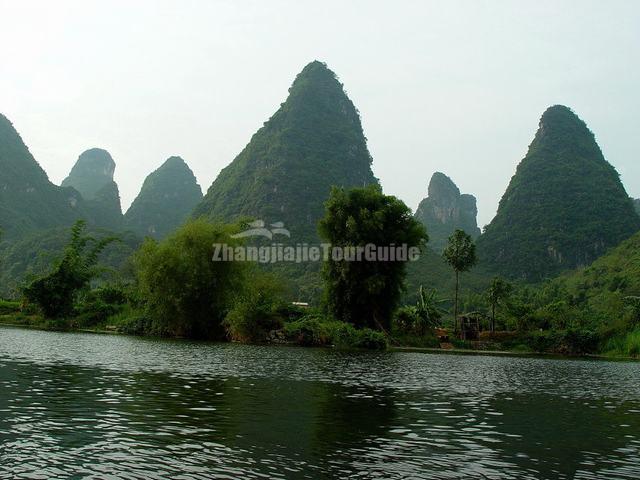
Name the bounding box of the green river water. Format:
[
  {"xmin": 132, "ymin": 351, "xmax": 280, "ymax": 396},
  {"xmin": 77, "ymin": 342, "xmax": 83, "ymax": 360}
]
[{"xmin": 0, "ymin": 325, "xmax": 639, "ymax": 479}]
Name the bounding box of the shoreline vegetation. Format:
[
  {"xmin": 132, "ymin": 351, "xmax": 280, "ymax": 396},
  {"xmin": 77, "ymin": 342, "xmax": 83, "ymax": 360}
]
[
  {"xmin": 0, "ymin": 316, "xmax": 637, "ymax": 362},
  {"xmin": 1, "ymin": 302, "xmax": 638, "ymax": 362},
  {"xmin": 2, "ymin": 186, "xmax": 640, "ymax": 362}
]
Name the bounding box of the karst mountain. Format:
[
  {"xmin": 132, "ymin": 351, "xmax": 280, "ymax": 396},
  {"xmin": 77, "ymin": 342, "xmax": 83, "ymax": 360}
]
[
  {"xmin": 61, "ymin": 148, "xmax": 123, "ymax": 230},
  {"xmin": 477, "ymin": 105, "xmax": 640, "ymax": 280},
  {"xmin": 124, "ymin": 156, "xmax": 203, "ymax": 239},
  {"xmin": 415, "ymin": 172, "xmax": 480, "ymax": 251},
  {"xmin": 193, "ymin": 61, "xmax": 378, "ymax": 242}
]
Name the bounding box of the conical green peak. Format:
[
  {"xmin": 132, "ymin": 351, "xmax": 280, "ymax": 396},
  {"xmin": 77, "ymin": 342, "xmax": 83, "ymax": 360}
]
[
  {"xmin": 286, "ymin": 60, "xmax": 345, "ymax": 101},
  {"xmin": 294, "ymin": 60, "xmax": 335, "ymax": 81},
  {"xmin": 193, "ymin": 61, "xmax": 377, "ymax": 246},
  {"xmin": 477, "ymin": 106, "xmax": 640, "ymax": 280},
  {"xmin": 159, "ymin": 155, "xmax": 188, "ymax": 170},
  {"xmin": 123, "ymin": 156, "xmax": 202, "ymax": 239},
  {"xmin": 535, "ymin": 105, "xmax": 595, "ymax": 147}
]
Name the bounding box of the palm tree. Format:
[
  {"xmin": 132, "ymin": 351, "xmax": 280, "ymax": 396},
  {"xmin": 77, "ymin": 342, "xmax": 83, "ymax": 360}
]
[
  {"xmin": 487, "ymin": 277, "xmax": 511, "ymax": 332},
  {"xmin": 443, "ymin": 229, "xmax": 477, "ymax": 334}
]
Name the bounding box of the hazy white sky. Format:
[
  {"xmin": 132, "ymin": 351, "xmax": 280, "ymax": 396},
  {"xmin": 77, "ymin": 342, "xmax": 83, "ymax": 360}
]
[{"xmin": 1, "ymin": 0, "xmax": 638, "ymax": 226}]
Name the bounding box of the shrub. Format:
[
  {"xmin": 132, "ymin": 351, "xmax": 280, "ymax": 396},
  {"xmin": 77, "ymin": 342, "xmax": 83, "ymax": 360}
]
[
  {"xmin": 224, "ymin": 297, "xmax": 284, "ymax": 343},
  {"xmin": 517, "ymin": 329, "xmax": 599, "ymax": 355},
  {"xmin": 113, "ymin": 311, "xmax": 154, "ymax": 336},
  {"xmin": 394, "ymin": 305, "xmax": 420, "ymax": 333},
  {"xmin": 284, "ymin": 315, "xmax": 387, "ymax": 350},
  {"xmin": 283, "ymin": 315, "xmax": 335, "ymax": 346},
  {"xmin": 223, "ymin": 273, "xmax": 287, "ymax": 343},
  {"xmin": 333, "ymin": 324, "xmax": 387, "ymax": 350},
  {"xmin": 73, "ymin": 300, "xmax": 121, "ymax": 328},
  {"xmin": 0, "ymin": 300, "xmax": 21, "ymax": 315},
  {"xmin": 603, "ymin": 329, "xmax": 640, "ymax": 358}
]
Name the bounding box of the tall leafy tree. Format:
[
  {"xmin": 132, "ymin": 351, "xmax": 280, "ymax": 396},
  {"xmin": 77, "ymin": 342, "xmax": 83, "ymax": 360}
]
[
  {"xmin": 486, "ymin": 277, "xmax": 512, "ymax": 332},
  {"xmin": 318, "ymin": 185, "xmax": 427, "ymax": 331},
  {"xmin": 23, "ymin": 220, "xmax": 118, "ymax": 318},
  {"xmin": 443, "ymin": 229, "xmax": 477, "ymax": 333}
]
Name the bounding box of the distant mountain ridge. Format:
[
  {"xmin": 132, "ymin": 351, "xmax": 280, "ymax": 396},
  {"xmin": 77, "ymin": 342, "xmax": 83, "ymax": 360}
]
[
  {"xmin": 124, "ymin": 156, "xmax": 203, "ymax": 239},
  {"xmin": 415, "ymin": 172, "xmax": 480, "ymax": 251},
  {"xmin": 477, "ymin": 105, "xmax": 640, "ymax": 281}
]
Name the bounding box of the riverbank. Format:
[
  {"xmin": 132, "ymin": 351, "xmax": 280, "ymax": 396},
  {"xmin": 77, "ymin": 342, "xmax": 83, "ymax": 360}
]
[{"xmin": 2, "ymin": 311, "xmax": 638, "ymax": 361}]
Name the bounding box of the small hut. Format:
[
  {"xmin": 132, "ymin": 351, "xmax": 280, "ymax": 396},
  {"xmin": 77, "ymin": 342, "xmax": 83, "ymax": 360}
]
[{"xmin": 458, "ymin": 311, "xmax": 488, "ymax": 340}]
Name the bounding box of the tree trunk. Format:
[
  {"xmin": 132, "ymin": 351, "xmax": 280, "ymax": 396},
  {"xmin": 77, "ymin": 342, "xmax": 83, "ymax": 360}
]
[
  {"xmin": 454, "ymin": 270, "xmax": 459, "ymax": 336},
  {"xmin": 491, "ymin": 303, "xmax": 496, "ymax": 333}
]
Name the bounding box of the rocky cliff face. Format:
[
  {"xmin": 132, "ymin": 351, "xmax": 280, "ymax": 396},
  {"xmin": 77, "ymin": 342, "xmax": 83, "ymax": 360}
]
[
  {"xmin": 61, "ymin": 148, "xmax": 122, "ymax": 229},
  {"xmin": 124, "ymin": 156, "xmax": 202, "ymax": 239},
  {"xmin": 414, "ymin": 172, "xmax": 480, "ymax": 251},
  {"xmin": 477, "ymin": 105, "xmax": 640, "ymax": 281}
]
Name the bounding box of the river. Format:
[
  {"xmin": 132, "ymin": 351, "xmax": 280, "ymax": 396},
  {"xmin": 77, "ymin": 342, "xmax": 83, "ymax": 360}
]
[{"xmin": 0, "ymin": 325, "xmax": 638, "ymax": 479}]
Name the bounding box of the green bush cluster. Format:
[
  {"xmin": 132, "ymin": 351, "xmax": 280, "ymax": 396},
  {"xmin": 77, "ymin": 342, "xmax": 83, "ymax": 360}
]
[
  {"xmin": 514, "ymin": 330, "xmax": 600, "ymax": 355},
  {"xmin": 283, "ymin": 315, "xmax": 387, "ymax": 350},
  {"xmin": 0, "ymin": 300, "xmax": 21, "ymax": 315},
  {"xmin": 603, "ymin": 329, "xmax": 640, "ymax": 358},
  {"xmin": 223, "ymin": 275, "xmax": 290, "ymax": 343}
]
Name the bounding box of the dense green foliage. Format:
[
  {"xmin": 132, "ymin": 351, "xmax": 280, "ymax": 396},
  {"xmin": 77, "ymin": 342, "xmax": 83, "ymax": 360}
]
[
  {"xmin": 414, "ymin": 172, "xmax": 480, "ymax": 252},
  {"xmin": 452, "ymin": 231, "xmax": 640, "ymax": 356},
  {"xmin": 193, "ymin": 61, "xmax": 378, "ymax": 244},
  {"xmin": 0, "ymin": 113, "xmax": 91, "ymax": 239},
  {"xmin": 486, "ymin": 277, "xmax": 511, "ymax": 332},
  {"xmin": 133, "ymin": 219, "xmax": 246, "ymax": 339},
  {"xmin": 61, "ymin": 148, "xmax": 123, "ymax": 230},
  {"xmin": 477, "ymin": 105, "xmax": 640, "ymax": 281},
  {"xmin": 124, "ymin": 156, "xmax": 203, "ymax": 240},
  {"xmin": 318, "ymin": 185, "xmax": 427, "ymax": 331},
  {"xmin": 283, "ymin": 314, "xmax": 387, "ymax": 350},
  {"xmin": 0, "ymin": 226, "xmax": 139, "ymax": 297},
  {"xmin": 223, "ymin": 274, "xmax": 288, "ymax": 343},
  {"xmin": 394, "ymin": 286, "xmax": 446, "ymax": 336},
  {"xmin": 23, "ymin": 221, "xmax": 119, "ymax": 318}
]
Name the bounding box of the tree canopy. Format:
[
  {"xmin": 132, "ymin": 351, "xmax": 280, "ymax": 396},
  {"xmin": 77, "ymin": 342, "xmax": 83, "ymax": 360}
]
[
  {"xmin": 318, "ymin": 184, "xmax": 427, "ymax": 331},
  {"xmin": 133, "ymin": 219, "xmax": 246, "ymax": 339}
]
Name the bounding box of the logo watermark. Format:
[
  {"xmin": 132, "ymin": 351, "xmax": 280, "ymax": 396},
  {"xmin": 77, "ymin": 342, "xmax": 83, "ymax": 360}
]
[{"xmin": 214, "ymin": 220, "xmax": 421, "ymax": 263}]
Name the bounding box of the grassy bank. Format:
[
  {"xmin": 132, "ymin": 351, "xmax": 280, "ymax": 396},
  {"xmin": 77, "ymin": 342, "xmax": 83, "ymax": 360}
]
[
  {"xmin": 2, "ymin": 299, "xmax": 637, "ymax": 359},
  {"xmin": 0, "ymin": 303, "xmax": 388, "ymax": 351}
]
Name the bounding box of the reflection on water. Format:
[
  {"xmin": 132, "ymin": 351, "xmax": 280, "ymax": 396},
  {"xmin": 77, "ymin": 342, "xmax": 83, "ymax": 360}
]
[{"xmin": 0, "ymin": 326, "xmax": 639, "ymax": 479}]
